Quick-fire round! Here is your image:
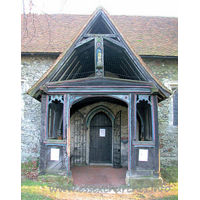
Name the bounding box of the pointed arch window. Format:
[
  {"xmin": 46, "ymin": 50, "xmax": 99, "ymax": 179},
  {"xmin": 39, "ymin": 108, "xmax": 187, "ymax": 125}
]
[
  {"xmin": 47, "ymin": 95, "xmax": 64, "ymax": 140},
  {"xmin": 135, "ymin": 95, "xmax": 154, "ymax": 141}
]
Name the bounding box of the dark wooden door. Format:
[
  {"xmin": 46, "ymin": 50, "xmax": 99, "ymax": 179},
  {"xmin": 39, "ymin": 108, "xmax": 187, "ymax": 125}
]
[{"xmin": 89, "ymin": 112, "xmax": 112, "ymax": 163}]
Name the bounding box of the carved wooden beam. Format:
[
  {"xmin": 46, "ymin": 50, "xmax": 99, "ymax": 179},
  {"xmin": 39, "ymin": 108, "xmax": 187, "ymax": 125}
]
[{"xmin": 95, "ymin": 37, "xmax": 104, "ymax": 77}]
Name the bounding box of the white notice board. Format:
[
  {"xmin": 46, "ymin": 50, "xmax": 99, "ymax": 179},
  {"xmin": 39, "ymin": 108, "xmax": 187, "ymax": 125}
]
[
  {"xmin": 138, "ymin": 149, "xmax": 148, "ymax": 161},
  {"xmin": 51, "ymin": 148, "xmax": 60, "ymax": 161},
  {"xmin": 99, "ymin": 129, "xmax": 106, "ymax": 137}
]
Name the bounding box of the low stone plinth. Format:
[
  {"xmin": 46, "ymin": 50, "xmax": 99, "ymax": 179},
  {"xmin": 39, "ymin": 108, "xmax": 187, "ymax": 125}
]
[{"xmin": 125, "ymin": 171, "xmax": 163, "ymax": 188}]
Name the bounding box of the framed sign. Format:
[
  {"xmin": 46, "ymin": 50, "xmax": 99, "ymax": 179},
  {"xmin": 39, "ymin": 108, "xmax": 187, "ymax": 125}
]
[
  {"xmin": 99, "ymin": 129, "xmax": 106, "ymax": 137},
  {"xmin": 50, "ymin": 148, "xmax": 60, "ymax": 161},
  {"xmin": 138, "ymin": 149, "xmax": 148, "ymax": 161}
]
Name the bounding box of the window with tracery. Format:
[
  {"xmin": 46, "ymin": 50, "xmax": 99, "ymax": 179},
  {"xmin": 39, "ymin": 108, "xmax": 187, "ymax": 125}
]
[
  {"xmin": 47, "ymin": 95, "xmax": 64, "ymax": 140},
  {"xmin": 136, "ymin": 95, "xmax": 153, "ymax": 141}
]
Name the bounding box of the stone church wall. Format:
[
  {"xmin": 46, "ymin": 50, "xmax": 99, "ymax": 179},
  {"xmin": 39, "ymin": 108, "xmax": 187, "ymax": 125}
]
[
  {"xmin": 21, "ymin": 55, "xmax": 178, "ymax": 166},
  {"xmin": 143, "ymin": 58, "xmax": 178, "ymax": 166},
  {"xmin": 21, "ymin": 55, "xmax": 56, "ymax": 162}
]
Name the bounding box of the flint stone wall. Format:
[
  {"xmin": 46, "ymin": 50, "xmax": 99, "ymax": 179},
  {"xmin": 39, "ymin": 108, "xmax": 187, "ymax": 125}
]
[
  {"xmin": 143, "ymin": 58, "xmax": 178, "ymax": 166},
  {"xmin": 21, "ymin": 55, "xmax": 56, "ymax": 162}
]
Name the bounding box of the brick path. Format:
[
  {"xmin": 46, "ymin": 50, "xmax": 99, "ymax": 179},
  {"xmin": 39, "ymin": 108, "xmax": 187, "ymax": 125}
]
[{"xmin": 71, "ymin": 165, "xmax": 127, "ymax": 187}]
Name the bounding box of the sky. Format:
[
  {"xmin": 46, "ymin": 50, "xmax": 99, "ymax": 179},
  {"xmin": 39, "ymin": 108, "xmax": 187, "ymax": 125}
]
[{"xmin": 21, "ymin": 0, "xmax": 178, "ymax": 17}]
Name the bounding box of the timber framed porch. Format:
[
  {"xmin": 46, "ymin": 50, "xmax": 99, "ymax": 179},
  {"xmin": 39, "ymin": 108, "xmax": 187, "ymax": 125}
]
[{"xmin": 27, "ymin": 7, "xmax": 172, "ymax": 187}]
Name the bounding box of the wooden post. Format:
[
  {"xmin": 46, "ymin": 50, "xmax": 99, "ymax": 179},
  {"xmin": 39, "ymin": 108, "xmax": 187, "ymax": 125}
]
[
  {"xmin": 39, "ymin": 94, "xmax": 47, "ymax": 174},
  {"xmin": 152, "ymin": 95, "xmax": 160, "ymax": 177},
  {"xmin": 128, "ymin": 93, "xmax": 136, "ymax": 175},
  {"xmin": 64, "ymin": 94, "xmax": 71, "ymax": 175}
]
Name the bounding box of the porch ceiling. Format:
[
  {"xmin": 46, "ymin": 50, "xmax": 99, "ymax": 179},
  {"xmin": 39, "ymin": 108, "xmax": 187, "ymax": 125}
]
[
  {"xmin": 48, "ymin": 38, "xmax": 146, "ymax": 82},
  {"xmin": 70, "ymin": 96, "xmax": 127, "ymax": 116}
]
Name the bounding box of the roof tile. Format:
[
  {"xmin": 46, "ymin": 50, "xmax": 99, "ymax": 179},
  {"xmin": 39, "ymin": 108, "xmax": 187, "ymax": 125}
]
[{"xmin": 21, "ymin": 14, "xmax": 178, "ymax": 56}]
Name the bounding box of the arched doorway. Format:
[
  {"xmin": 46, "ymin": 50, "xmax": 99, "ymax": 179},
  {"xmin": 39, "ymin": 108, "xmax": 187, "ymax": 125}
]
[{"xmin": 89, "ymin": 112, "xmax": 112, "ymax": 163}]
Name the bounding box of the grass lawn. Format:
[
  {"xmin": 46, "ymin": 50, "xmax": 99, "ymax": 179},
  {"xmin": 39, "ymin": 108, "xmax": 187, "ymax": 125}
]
[
  {"xmin": 21, "ymin": 181, "xmax": 178, "ymax": 200},
  {"xmin": 21, "ymin": 161, "xmax": 178, "ymax": 200}
]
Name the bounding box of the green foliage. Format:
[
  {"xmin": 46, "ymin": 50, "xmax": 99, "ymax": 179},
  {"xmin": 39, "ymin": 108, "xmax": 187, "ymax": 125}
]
[
  {"xmin": 21, "ymin": 160, "xmax": 38, "ymax": 179},
  {"xmin": 37, "ymin": 174, "xmax": 73, "ymax": 188},
  {"xmin": 161, "ymin": 164, "xmax": 178, "ymax": 183},
  {"xmin": 36, "ymin": 157, "xmax": 39, "ymax": 168},
  {"xmin": 21, "ymin": 179, "xmax": 47, "ymax": 187},
  {"xmin": 21, "ymin": 160, "xmax": 37, "ymax": 172},
  {"xmin": 159, "ymin": 195, "xmax": 178, "ymax": 200},
  {"xmin": 21, "ymin": 192, "xmax": 53, "ymax": 200}
]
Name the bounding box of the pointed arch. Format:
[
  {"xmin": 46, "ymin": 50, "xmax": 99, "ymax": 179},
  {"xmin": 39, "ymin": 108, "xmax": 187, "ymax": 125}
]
[{"xmin": 86, "ymin": 105, "xmax": 115, "ymax": 127}]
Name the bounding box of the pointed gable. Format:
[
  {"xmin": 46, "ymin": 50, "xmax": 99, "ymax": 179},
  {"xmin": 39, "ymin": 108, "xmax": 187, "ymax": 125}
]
[
  {"xmin": 87, "ymin": 14, "xmax": 114, "ymax": 34},
  {"xmin": 27, "ymin": 7, "xmax": 171, "ymax": 102}
]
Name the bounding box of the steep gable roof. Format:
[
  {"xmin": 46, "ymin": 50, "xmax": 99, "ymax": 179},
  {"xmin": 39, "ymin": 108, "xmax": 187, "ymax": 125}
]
[
  {"xmin": 27, "ymin": 7, "xmax": 172, "ymax": 102},
  {"xmin": 21, "ymin": 11, "xmax": 177, "ymax": 56}
]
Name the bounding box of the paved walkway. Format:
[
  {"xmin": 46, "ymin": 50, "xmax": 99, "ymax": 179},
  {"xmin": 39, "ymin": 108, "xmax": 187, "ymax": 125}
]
[{"xmin": 71, "ymin": 165, "xmax": 127, "ymax": 187}]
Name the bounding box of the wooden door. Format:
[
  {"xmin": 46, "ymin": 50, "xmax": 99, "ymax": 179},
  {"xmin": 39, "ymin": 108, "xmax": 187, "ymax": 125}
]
[{"xmin": 89, "ymin": 112, "xmax": 112, "ymax": 163}]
